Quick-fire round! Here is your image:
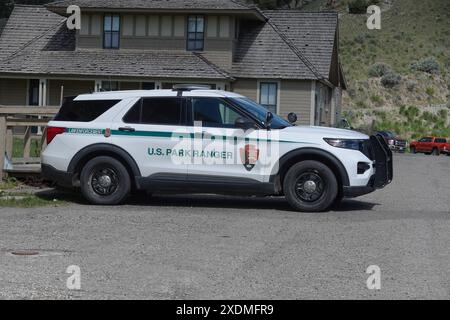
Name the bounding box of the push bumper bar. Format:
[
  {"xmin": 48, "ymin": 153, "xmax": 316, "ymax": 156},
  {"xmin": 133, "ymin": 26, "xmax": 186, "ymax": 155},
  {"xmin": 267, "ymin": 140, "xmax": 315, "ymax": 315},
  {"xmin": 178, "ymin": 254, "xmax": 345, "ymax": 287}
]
[{"xmin": 344, "ymin": 134, "xmax": 394, "ymax": 198}]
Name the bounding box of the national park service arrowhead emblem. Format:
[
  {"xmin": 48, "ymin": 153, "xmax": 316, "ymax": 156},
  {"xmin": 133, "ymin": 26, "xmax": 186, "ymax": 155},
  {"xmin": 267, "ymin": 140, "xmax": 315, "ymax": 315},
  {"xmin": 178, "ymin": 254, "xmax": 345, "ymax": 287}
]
[{"xmin": 240, "ymin": 144, "xmax": 260, "ymax": 172}]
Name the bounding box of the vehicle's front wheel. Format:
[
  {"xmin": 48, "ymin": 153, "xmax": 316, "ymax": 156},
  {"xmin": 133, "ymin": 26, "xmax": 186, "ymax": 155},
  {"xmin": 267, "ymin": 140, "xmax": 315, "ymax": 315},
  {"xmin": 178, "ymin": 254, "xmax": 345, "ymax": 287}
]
[
  {"xmin": 80, "ymin": 156, "xmax": 131, "ymax": 205},
  {"xmin": 283, "ymin": 161, "xmax": 338, "ymax": 212},
  {"xmin": 432, "ymin": 148, "xmax": 440, "ymax": 156}
]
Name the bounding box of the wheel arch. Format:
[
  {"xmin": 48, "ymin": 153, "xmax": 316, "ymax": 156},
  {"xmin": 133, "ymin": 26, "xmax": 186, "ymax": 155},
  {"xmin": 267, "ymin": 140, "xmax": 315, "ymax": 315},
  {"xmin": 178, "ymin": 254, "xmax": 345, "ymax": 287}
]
[
  {"xmin": 271, "ymin": 148, "xmax": 350, "ymax": 194},
  {"xmin": 68, "ymin": 144, "xmax": 141, "ymax": 188}
]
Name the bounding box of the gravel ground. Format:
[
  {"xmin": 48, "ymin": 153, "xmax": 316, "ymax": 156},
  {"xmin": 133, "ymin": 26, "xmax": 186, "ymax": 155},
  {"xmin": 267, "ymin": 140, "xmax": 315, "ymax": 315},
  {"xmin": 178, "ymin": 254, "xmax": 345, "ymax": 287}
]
[{"xmin": 0, "ymin": 153, "xmax": 449, "ymax": 300}]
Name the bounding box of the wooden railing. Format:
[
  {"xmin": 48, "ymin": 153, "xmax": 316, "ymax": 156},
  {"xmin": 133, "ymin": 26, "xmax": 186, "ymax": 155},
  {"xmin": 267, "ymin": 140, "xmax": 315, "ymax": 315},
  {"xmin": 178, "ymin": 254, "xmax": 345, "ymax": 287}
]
[{"xmin": 0, "ymin": 106, "xmax": 59, "ymax": 181}]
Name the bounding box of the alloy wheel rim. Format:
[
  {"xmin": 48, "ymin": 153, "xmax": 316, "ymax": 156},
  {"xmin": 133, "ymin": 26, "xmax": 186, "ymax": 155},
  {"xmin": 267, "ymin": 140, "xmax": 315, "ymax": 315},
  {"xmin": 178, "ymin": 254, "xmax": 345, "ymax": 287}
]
[
  {"xmin": 295, "ymin": 170, "xmax": 325, "ymax": 202},
  {"xmin": 91, "ymin": 167, "xmax": 119, "ymax": 196}
]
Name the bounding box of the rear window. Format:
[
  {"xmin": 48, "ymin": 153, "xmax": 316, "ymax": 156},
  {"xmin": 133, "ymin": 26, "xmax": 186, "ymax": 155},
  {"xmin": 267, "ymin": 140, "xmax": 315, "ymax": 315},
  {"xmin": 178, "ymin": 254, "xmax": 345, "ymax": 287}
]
[
  {"xmin": 123, "ymin": 97, "xmax": 183, "ymax": 125},
  {"xmin": 54, "ymin": 97, "xmax": 120, "ymax": 122}
]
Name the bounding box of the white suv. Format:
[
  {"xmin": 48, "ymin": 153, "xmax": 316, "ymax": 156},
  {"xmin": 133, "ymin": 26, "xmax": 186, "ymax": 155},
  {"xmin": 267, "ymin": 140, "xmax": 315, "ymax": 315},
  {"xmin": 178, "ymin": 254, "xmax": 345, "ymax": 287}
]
[{"xmin": 41, "ymin": 86, "xmax": 393, "ymax": 212}]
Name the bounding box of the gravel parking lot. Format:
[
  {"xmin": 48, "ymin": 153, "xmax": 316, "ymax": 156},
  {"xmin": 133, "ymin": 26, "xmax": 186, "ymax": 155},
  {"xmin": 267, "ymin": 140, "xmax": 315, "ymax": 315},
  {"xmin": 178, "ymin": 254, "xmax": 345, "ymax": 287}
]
[{"xmin": 0, "ymin": 154, "xmax": 449, "ymax": 300}]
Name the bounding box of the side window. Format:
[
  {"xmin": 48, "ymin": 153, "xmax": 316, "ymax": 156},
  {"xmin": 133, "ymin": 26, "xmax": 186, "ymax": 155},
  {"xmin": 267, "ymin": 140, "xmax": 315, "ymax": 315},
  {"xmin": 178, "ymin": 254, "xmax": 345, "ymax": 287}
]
[
  {"xmin": 104, "ymin": 14, "xmax": 120, "ymax": 49},
  {"xmin": 192, "ymin": 98, "xmax": 247, "ymax": 128},
  {"xmin": 55, "ymin": 98, "xmax": 120, "ymax": 122},
  {"xmin": 187, "ymin": 15, "xmax": 204, "ymax": 51},
  {"xmin": 259, "ymin": 82, "xmax": 278, "ymax": 114},
  {"xmin": 123, "ymin": 98, "xmax": 183, "ymax": 125}
]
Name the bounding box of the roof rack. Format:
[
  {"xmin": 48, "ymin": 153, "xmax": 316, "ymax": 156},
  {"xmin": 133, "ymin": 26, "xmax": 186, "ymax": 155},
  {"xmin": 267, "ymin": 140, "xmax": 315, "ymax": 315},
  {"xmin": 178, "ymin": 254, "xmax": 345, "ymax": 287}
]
[{"xmin": 172, "ymin": 84, "xmax": 212, "ymax": 92}]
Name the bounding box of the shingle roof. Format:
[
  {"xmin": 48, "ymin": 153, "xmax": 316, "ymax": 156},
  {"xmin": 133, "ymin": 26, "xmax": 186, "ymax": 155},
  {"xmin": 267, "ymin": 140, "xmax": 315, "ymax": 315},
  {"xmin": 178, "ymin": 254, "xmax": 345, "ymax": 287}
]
[
  {"xmin": 0, "ymin": 5, "xmax": 66, "ymax": 61},
  {"xmin": 232, "ymin": 10, "xmax": 338, "ymax": 80},
  {"xmin": 0, "ymin": 5, "xmax": 232, "ymax": 80},
  {"xmin": 46, "ymin": 0, "xmax": 253, "ymax": 11},
  {"xmin": 265, "ymin": 11, "xmax": 338, "ymax": 78},
  {"xmin": 0, "ymin": 6, "xmax": 339, "ymax": 83},
  {"xmin": 0, "ymin": 50, "xmax": 233, "ymax": 80}
]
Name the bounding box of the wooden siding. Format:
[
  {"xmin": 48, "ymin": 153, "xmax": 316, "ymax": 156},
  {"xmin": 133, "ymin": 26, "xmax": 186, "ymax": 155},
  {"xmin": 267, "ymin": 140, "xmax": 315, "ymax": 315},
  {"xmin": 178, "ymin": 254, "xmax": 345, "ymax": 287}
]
[
  {"xmin": 279, "ymin": 80, "xmax": 312, "ymax": 125},
  {"xmin": 48, "ymin": 80, "xmax": 95, "ymax": 106},
  {"xmin": 76, "ymin": 14, "xmax": 234, "ymax": 52},
  {"xmin": 0, "ymin": 78, "xmax": 27, "ymax": 105},
  {"xmin": 231, "ymin": 78, "xmax": 257, "ymax": 101},
  {"xmin": 77, "ymin": 35, "xmax": 103, "ymax": 49}
]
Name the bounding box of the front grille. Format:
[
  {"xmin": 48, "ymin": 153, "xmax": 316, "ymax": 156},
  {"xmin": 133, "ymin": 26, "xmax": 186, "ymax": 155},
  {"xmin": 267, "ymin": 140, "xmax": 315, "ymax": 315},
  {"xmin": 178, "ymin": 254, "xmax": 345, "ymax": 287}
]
[{"xmin": 395, "ymin": 140, "xmax": 407, "ymax": 147}]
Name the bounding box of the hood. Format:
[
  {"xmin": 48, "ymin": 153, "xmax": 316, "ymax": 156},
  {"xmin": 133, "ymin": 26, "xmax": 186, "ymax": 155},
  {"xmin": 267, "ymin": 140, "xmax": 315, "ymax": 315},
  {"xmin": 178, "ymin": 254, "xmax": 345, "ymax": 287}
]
[{"xmin": 282, "ymin": 126, "xmax": 370, "ymax": 140}]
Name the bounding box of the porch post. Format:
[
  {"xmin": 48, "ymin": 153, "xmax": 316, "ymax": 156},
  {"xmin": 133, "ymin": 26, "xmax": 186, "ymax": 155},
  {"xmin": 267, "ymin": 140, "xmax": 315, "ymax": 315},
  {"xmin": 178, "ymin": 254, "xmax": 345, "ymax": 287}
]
[
  {"xmin": 0, "ymin": 116, "xmax": 6, "ymax": 181},
  {"xmin": 310, "ymin": 80, "xmax": 316, "ymax": 126},
  {"xmin": 95, "ymin": 80, "xmax": 102, "ymax": 92},
  {"xmin": 330, "ymin": 87, "xmax": 336, "ymax": 127},
  {"xmin": 38, "ymin": 79, "xmax": 48, "ymax": 134}
]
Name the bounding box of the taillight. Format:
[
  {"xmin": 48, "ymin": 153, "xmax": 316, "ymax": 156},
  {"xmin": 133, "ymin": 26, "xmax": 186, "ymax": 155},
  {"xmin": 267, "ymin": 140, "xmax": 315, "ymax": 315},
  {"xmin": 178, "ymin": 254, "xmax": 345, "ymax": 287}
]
[{"xmin": 46, "ymin": 127, "xmax": 66, "ymax": 145}]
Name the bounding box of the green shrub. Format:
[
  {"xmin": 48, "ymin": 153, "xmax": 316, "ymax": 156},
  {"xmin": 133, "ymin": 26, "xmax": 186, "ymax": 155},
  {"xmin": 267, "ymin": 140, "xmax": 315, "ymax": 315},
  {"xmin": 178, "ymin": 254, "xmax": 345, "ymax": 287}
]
[
  {"xmin": 425, "ymin": 87, "xmax": 435, "ymax": 96},
  {"xmin": 411, "ymin": 57, "xmax": 440, "ymax": 74},
  {"xmin": 370, "ymin": 95, "xmax": 383, "ymax": 104},
  {"xmin": 368, "ymin": 63, "xmax": 392, "ymax": 77},
  {"xmin": 381, "ymin": 72, "xmax": 401, "ymax": 88},
  {"xmin": 348, "ymin": 0, "xmax": 368, "ymax": 14}
]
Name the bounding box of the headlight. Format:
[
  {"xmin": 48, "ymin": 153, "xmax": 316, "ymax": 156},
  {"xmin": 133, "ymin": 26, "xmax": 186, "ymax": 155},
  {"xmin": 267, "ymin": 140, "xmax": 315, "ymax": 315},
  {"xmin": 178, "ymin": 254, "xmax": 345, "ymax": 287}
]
[{"xmin": 324, "ymin": 138, "xmax": 365, "ymax": 151}]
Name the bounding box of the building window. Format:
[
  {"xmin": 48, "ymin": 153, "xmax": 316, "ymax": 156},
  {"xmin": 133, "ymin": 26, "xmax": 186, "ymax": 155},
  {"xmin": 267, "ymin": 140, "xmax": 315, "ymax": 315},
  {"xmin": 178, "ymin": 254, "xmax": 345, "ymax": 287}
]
[
  {"xmin": 187, "ymin": 15, "xmax": 204, "ymax": 51},
  {"xmin": 259, "ymin": 82, "xmax": 278, "ymax": 114},
  {"xmin": 104, "ymin": 14, "xmax": 120, "ymax": 49},
  {"xmin": 102, "ymin": 81, "xmax": 119, "ymax": 91}
]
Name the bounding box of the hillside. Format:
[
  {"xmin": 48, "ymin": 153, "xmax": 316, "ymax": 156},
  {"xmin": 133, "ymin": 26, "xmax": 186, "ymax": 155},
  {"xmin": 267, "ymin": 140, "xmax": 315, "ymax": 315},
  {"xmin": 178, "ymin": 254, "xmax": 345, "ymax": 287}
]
[
  {"xmin": 252, "ymin": 0, "xmax": 450, "ymax": 139},
  {"xmin": 338, "ymin": 0, "xmax": 450, "ymax": 139}
]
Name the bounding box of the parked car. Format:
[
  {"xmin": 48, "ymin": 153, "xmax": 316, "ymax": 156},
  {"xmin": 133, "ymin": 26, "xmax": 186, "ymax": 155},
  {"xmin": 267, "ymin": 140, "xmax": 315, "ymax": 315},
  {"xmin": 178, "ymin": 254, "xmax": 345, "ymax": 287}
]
[
  {"xmin": 376, "ymin": 131, "xmax": 408, "ymax": 153},
  {"xmin": 443, "ymin": 144, "xmax": 450, "ymax": 156},
  {"xmin": 410, "ymin": 137, "xmax": 449, "ymax": 155},
  {"xmin": 41, "ymin": 86, "xmax": 393, "ymax": 212}
]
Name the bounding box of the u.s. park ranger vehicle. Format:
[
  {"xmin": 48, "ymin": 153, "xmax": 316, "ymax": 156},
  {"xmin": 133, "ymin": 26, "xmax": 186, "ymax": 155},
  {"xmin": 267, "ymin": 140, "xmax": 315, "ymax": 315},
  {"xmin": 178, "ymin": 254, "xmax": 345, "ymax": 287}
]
[{"xmin": 42, "ymin": 85, "xmax": 393, "ymax": 212}]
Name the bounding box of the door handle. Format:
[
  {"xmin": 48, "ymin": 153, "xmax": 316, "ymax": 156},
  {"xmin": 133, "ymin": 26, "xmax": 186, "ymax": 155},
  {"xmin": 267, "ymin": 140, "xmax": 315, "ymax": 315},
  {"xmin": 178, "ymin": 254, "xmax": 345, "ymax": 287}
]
[{"xmin": 119, "ymin": 127, "xmax": 135, "ymax": 132}]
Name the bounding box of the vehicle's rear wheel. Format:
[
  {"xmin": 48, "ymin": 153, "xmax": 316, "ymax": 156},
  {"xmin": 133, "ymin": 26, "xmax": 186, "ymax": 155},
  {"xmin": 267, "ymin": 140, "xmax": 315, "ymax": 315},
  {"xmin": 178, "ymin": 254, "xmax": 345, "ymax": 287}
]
[
  {"xmin": 283, "ymin": 161, "xmax": 338, "ymax": 212},
  {"xmin": 432, "ymin": 148, "xmax": 440, "ymax": 156},
  {"xmin": 80, "ymin": 156, "xmax": 131, "ymax": 205},
  {"xmin": 410, "ymin": 147, "xmax": 416, "ymax": 154}
]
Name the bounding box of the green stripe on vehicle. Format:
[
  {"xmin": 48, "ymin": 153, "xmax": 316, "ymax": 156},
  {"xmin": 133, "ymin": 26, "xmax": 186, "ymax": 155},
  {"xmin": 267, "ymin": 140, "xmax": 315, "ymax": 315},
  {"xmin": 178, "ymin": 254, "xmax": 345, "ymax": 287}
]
[{"xmin": 67, "ymin": 128, "xmax": 316, "ymax": 145}]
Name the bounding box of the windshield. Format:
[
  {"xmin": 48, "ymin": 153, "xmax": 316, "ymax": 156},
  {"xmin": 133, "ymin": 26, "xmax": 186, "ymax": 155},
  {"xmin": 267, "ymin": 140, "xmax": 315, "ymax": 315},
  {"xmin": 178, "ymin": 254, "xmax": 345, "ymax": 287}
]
[{"xmin": 229, "ymin": 98, "xmax": 292, "ymax": 129}]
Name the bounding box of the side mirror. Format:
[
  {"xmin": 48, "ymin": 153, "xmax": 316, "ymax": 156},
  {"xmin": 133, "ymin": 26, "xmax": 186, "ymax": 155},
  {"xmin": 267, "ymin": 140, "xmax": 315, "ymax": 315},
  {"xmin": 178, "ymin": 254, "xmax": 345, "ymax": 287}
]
[
  {"xmin": 266, "ymin": 112, "xmax": 274, "ymax": 128},
  {"xmin": 287, "ymin": 112, "xmax": 298, "ymax": 124},
  {"xmin": 235, "ymin": 117, "xmax": 255, "ymax": 131}
]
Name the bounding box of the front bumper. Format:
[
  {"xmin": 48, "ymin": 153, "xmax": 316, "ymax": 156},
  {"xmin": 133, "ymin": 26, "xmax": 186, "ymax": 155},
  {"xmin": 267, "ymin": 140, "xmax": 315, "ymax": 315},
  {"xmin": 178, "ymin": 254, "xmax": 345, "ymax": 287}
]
[{"xmin": 344, "ymin": 135, "xmax": 394, "ymax": 198}]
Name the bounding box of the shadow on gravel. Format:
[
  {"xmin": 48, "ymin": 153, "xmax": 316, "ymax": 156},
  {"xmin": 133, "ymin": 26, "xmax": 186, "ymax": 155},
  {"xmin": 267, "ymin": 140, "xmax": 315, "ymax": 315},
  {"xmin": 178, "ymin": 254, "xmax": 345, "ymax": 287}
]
[
  {"xmin": 332, "ymin": 200, "xmax": 379, "ymax": 212},
  {"xmin": 34, "ymin": 188, "xmax": 379, "ymax": 213}
]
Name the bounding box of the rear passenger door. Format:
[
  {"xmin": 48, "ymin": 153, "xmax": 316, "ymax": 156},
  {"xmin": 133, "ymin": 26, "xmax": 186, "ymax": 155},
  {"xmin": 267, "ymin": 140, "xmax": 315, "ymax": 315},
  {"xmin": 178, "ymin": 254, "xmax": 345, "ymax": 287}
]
[{"xmin": 111, "ymin": 97, "xmax": 189, "ymax": 178}]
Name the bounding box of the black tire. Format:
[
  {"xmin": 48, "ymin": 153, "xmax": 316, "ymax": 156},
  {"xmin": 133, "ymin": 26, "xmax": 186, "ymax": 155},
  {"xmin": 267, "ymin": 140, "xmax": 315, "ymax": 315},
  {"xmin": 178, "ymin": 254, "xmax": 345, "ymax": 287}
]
[
  {"xmin": 283, "ymin": 160, "xmax": 338, "ymax": 212},
  {"xmin": 410, "ymin": 147, "xmax": 416, "ymax": 154},
  {"xmin": 432, "ymin": 148, "xmax": 440, "ymax": 156},
  {"xmin": 80, "ymin": 156, "xmax": 131, "ymax": 205}
]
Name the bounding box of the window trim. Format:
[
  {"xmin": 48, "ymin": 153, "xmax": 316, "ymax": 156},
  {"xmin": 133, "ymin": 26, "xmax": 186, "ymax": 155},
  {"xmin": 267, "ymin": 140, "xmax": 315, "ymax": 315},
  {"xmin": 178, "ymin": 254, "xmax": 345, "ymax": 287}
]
[
  {"xmin": 257, "ymin": 80, "xmax": 280, "ymax": 114},
  {"xmin": 186, "ymin": 15, "xmax": 205, "ymax": 52},
  {"xmin": 103, "ymin": 13, "xmax": 121, "ymax": 49}
]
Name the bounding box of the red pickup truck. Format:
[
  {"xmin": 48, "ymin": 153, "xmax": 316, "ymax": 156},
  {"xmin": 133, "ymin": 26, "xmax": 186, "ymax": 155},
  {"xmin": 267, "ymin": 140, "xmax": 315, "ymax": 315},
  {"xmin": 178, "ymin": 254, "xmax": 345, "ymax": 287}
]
[{"xmin": 410, "ymin": 137, "xmax": 450, "ymax": 156}]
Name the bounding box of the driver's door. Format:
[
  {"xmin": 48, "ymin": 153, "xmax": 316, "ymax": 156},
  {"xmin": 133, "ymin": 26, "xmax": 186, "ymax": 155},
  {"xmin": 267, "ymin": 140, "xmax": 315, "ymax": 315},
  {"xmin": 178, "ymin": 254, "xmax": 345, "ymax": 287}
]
[{"xmin": 186, "ymin": 97, "xmax": 270, "ymax": 182}]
